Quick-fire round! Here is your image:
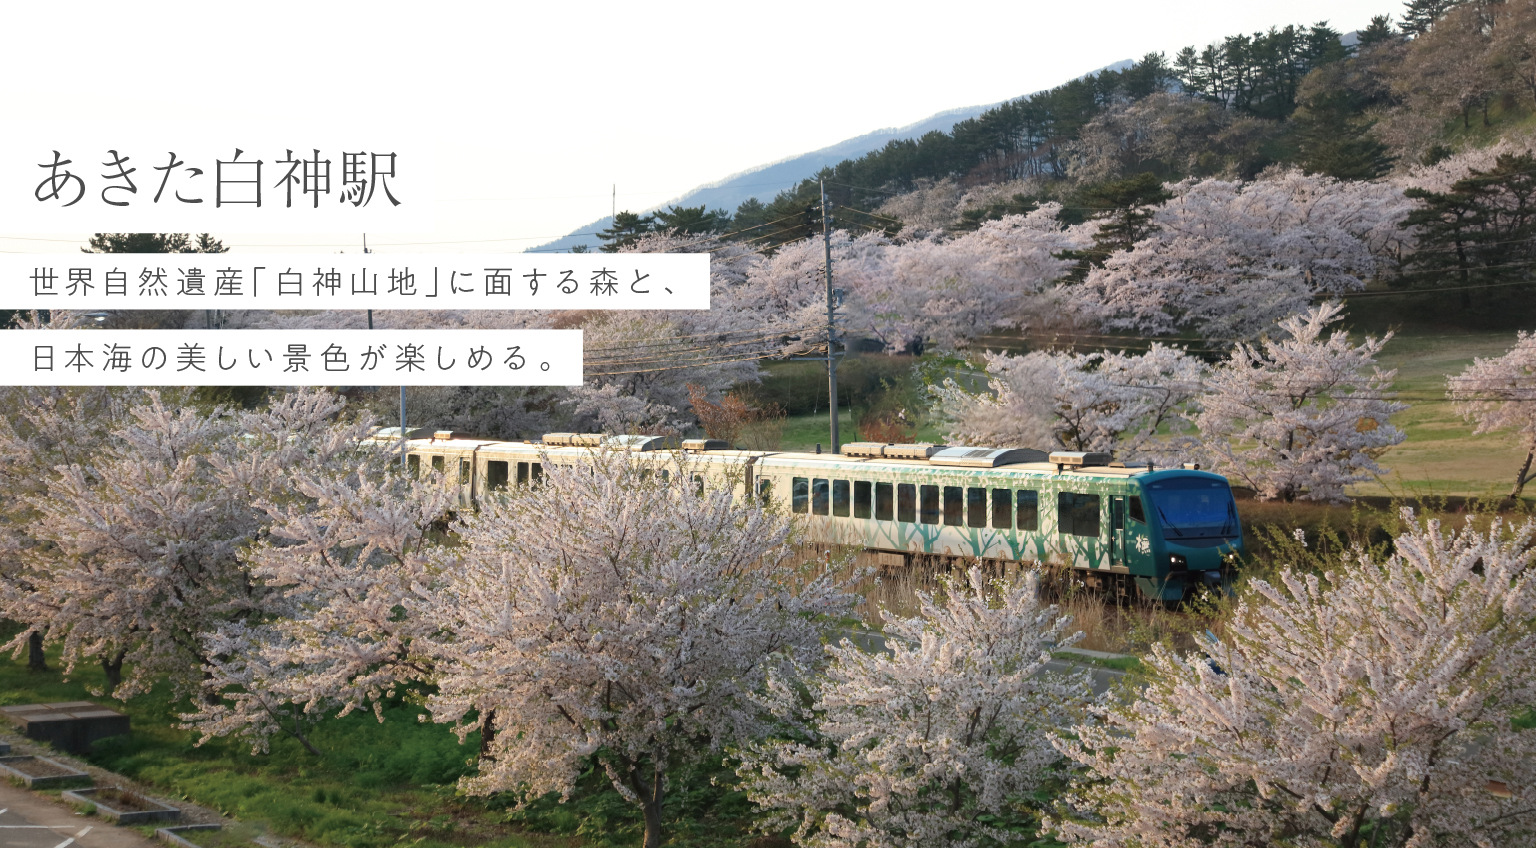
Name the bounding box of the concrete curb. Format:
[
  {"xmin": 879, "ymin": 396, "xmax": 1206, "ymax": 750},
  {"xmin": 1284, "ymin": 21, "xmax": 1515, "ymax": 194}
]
[
  {"xmin": 156, "ymin": 825, "xmax": 222, "ymax": 848},
  {"xmin": 63, "ymin": 788, "xmax": 182, "ymax": 825}
]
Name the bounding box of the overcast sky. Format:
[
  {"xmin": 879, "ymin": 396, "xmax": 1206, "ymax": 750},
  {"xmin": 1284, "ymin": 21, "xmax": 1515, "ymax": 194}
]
[{"xmin": 2, "ymin": 0, "xmax": 1403, "ymax": 255}]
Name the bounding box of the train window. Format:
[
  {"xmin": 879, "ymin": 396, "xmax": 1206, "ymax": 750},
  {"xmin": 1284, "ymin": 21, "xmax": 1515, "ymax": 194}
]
[
  {"xmin": 898, "ymin": 483, "xmax": 917, "ymax": 523},
  {"xmin": 487, "ymin": 460, "xmax": 509, "ymax": 491},
  {"xmin": 792, "ymin": 477, "xmax": 809, "ymax": 513},
  {"xmin": 758, "ymin": 478, "xmax": 772, "ymax": 506},
  {"xmin": 942, "ymin": 486, "xmax": 963, "ymax": 526},
  {"xmin": 459, "ymin": 459, "xmax": 471, "ymax": 484},
  {"xmin": 1111, "ymin": 499, "xmax": 1125, "ymax": 530},
  {"xmin": 660, "ymin": 469, "xmax": 670, "ymax": 484},
  {"xmin": 920, "ymin": 485, "xmax": 940, "ymax": 525},
  {"xmin": 517, "ymin": 461, "xmax": 530, "ymax": 485},
  {"xmin": 1129, "ymin": 496, "xmax": 1146, "ymax": 524},
  {"xmin": 531, "ymin": 462, "xmax": 543, "ymax": 483},
  {"xmin": 832, "ymin": 480, "xmax": 850, "ymax": 517},
  {"xmin": 407, "ymin": 454, "xmax": 420, "ymax": 474},
  {"xmin": 1016, "ymin": 490, "xmax": 1039, "ymax": 531},
  {"xmin": 853, "ymin": 481, "xmax": 872, "ymax": 519},
  {"xmin": 992, "ymin": 489, "xmax": 1012, "ymax": 529},
  {"xmin": 1057, "ymin": 492, "xmax": 1100, "ymax": 537},
  {"xmin": 875, "ymin": 482, "xmax": 894, "ymax": 521},
  {"xmin": 812, "ymin": 479, "xmax": 830, "ymax": 515},
  {"xmin": 966, "ymin": 488, "xmax": 986, "ymax": 528},
  {"xmin": 431, "ymin": 455, "xmax": 444, "ymax": 474},
  {"xmin": 694, "ymin": 474, "xmax": 705, "ymax": 496}
]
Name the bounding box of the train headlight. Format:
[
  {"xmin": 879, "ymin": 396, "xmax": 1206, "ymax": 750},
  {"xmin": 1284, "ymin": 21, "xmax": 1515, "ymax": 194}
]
[{"xmin": 1168, "ymin": 553, "xmax": 1188, "ymax": 573}]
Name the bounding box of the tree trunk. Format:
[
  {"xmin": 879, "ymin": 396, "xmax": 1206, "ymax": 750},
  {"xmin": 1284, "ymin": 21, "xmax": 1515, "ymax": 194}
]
[
  {"xmin": 640, "ymin": 798, "xmax": 663, "ymax": 848},
  {"xmin": 27, "ymin": 631, "xmax": 46, "ymax": 671},
  {"xmin": 1513, "ymin": 450, "xmax": 1535, "ymax": 499},
  {"xmin": 1455, "ymin": 236, "xmax": 1472, "ymax": 309},
  {"xmin": 100, "ymin": 650, "xmax": 126, "ymax": 696},
  {"xmin": 288, "ymin": 717, "xmax": 322, "ymax": 757},
  {"xmin": 624, "ymin": 761, "xmax": 666, "ymax": 848},
  {"xmin": 478, "ymin": 709, "xmax": 497, "ymax": 760}
]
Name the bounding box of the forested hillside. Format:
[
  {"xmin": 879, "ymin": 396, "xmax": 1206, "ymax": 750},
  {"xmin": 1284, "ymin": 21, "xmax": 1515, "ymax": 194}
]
[{"xmin": 601, "ymin": 0, "xmax": 1534, "ymax": 250}]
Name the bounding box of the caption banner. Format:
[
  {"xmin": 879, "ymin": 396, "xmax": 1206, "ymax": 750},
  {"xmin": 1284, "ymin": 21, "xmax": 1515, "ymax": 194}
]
[
  {"xmin": 5, "ymin": 253, "xmax": 709, "ymax": 310},
  {"xmin": 6, "ymin": 329, "xmax": 583, "ymax": 386},
  {"xmin": 0, "ymin": 130, "xmax": 435, "ymax": 232}
]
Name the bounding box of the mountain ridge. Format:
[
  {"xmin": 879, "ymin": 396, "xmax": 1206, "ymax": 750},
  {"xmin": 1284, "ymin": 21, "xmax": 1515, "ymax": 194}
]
[{"xmin": 527, "ymin": 61, "xmax": 1136, "ymax": 253}]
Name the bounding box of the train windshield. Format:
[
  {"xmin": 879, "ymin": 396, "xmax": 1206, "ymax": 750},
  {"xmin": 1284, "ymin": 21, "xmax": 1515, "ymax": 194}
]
[{"xmin": 1144, "ymin": 477, "xmax": 1238, "ymax": 539}]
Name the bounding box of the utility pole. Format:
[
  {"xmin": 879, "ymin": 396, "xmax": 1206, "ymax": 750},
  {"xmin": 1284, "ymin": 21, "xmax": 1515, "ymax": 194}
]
[
  {"xmin": 364, "ymin": 233, "xmax": 404, "ymax": 467},
  {"xmin": 364, "ymin": 233, "xmax": 373, "ymax": 330},
  {"xmin": 821, "ymin": 178, "xmax": 840, "ymax": 453}
]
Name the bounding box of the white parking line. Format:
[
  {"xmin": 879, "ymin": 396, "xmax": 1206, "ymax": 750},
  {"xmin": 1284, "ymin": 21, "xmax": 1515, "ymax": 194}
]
[
  {"xmin": 75, "ymin": 827, "xmax": 92, "ymax": 837},
  {"xmin": 51, "ymin": 838, "xmax": 75, "ymax": 848}
]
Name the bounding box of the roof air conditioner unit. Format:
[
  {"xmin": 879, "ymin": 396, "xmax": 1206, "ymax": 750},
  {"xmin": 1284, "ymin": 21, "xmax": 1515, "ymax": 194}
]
[
  {"xmin": 840, "ymin": 442, "xmax": 888, "ymax": 458},
  {"xmin": 883, "ymin": 443, "xmax": 945, "ymax": 460},
  {"xmin": 1049, "ymin": 451, "xmax": 1112, "ymax": 468},
  {"xmin": 929, "ymin": 447, "xmax": 1048, "ymax": 468},
  {"xmin": 682, "ymin": 439, "xmax": 729, "ymax": 451}
]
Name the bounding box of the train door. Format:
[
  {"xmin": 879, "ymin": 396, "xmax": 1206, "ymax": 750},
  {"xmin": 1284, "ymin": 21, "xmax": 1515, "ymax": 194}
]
[
  {"xmin": 1109, "ymin": 495, "xmax": 1128, "ymax": 568},
  {"xmin": 458, "ymin": 453, "xmax": 475, "ymax": 509}
]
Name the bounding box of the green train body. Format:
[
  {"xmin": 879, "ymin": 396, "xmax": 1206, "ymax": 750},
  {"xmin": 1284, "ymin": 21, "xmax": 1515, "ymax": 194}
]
[{"xmin": 377, "ymin": 430, "xmax": 1244, "ymax": 602}]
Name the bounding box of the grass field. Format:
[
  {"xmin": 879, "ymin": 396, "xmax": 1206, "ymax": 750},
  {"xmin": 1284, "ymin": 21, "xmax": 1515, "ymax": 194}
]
[{"xmin": 1353, "ymin": 326, "xmax": 1531, "ymax": 497}]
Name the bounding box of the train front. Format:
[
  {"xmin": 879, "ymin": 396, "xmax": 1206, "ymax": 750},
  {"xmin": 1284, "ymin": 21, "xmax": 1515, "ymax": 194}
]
[{"xmin": 1135, "ymin": 470, "xmax": 1243, "ymax": 597}]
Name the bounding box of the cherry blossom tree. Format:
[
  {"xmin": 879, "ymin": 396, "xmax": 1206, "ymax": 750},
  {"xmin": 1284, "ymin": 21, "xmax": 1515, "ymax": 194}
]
[
  {"xmin": 190, "ymin": 449, "xmax": 856, "ymax": 848},
  {"xmin": 1051, "ymin": 511, "xmax": 1536, "ymax": 848},
  {"xmin": 1, "ymin": 389, "xmax": 374, "ymax": 699},
  {"xmin": 738, "ymin": 567, "xmax": 1091, "ymax": 848},
  {"xmin": 187, "ymin": 455, "xmax": 455, "ymax": 754},
  {"xmin": 929, "ymin": 343, "xmax": 1206, "ymax": 463},
  {"xmin": 734, "ymin": 228, "xmax": 888, "ymax": 350},
  {"xmin": 1082, "ymin": 170, "xmax": 1414, "ymax": 340},
  {"xmin": 1448, "ymin": 331, "xmax": 1536, "ymax": 498},
  {"xmin": 1192, "ymin": 302, "xmax": 1405, "ymax": 501},
  {"xmin": 425, "ymin": 454, "xmax": 856, "ymax": 848},
  {"xmin": 862, "ymin": 206, "xmax": 1094, "ymax": 353}
]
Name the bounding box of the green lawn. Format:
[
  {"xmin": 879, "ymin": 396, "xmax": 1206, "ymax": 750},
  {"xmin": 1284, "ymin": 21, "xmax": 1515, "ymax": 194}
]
[
  {"xmin": 0, "ymin": 648, "xmax": 763, "ymax": 848},
  {"xmin": 1352, "ymin": 327, "xmax": 1531, "ymax": 498},
  {"xmin": 776, "ymin": 410, "xmax": 945, "ymax": 452}
]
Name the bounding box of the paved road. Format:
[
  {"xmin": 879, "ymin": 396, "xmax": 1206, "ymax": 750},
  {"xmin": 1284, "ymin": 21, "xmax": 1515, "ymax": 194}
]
[{"xmin": 0, "ymin": 782, "xmax": 160, "ymax": 848}]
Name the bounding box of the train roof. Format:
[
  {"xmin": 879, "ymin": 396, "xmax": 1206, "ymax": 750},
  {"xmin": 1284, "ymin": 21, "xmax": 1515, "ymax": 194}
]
[{"xmin": 367, "ymin": 430, "xmax": 1226, "ymax": 482}]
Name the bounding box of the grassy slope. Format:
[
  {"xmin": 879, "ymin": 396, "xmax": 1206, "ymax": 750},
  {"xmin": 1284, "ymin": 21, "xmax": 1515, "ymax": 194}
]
[{"xmin": 1353, "ymin": 326, "xmax": 1531, "ymax": 497}]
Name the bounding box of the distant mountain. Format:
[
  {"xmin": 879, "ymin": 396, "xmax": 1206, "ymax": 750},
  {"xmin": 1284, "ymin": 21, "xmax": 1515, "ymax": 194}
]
[{"xmin": 527, "ymin": 61, "xmax": 1135, "ymax": 254}]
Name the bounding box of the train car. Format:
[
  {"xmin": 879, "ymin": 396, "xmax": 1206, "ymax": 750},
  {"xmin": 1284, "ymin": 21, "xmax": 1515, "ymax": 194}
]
[{"xmin": 373, "ymin": 430, "xmax": 1244, "ymax": 602}]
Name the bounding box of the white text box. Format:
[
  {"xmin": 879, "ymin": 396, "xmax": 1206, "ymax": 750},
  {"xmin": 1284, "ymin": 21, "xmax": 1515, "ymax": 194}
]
[
  {"xmin": 5, "ymin": 329, "xmax": 582, "ymax": 386},
  {"xmin": 0, "ymin": 128, "xmax": 434, "ymax": 232},
  {"xmin": 2, "ymin": 253, "xmax": 707, "ymax": 310}
]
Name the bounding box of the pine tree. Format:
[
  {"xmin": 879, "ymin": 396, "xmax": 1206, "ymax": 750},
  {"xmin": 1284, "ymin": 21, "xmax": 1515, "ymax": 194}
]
[
  {"xmin": 82, "ymin": 233, "xmax": 226, "ymax": 253},
  {"xmin": 732, "ymin": 197, "xmax": 768, "ymax": 234},
  {"xmin": 650, "ymin": 203, "xmax": 729, "ymax": 235},
  {"xmin": 596, "ymin": 210, "xmax": 654, "ymax": 253},
  {"xmin": 1357, "ymin": 14, "xmax": 1400, "ymax": 48},
  {"xmin": 1063, "ymin": 173, "xmax": 1171, "ymax": 279},
  {"xmin": 1401, "ymin": 0, "xmax": 1463, "ymax": 37},
  {"xmin": 1404, "ymin": 153, "xmax": 1536, "ymax": 308}
]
